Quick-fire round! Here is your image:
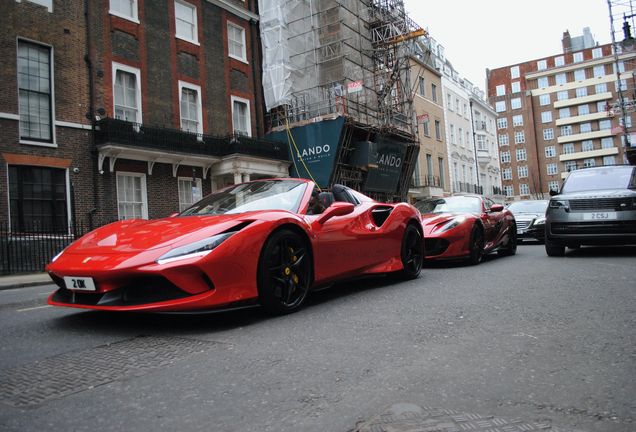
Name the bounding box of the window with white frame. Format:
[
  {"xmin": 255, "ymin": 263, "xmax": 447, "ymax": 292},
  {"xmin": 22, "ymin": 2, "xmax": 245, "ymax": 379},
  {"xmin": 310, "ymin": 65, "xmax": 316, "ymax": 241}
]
[
  {"xmin": 546, "ymin": 163, "xmax": 558, "ymax": 175},
  {"xmin": 595, "ymin": 83, "xmax": 607, "ymax": 94},
  {"xmin": 495, "ymin": 101, "xmax": 506, "ymax": 112},
  {"xmin": 113, "ymin": 63, "xmax": 142, "ymax": 123},
  {"xmin": 581, "ymin": 140, "xmax": 593, "ymax": 152},
  {"xmin": 231, "ymin": 96, "xmax": 251, "ymax": 136},
  {"xmin": 228, "ymin": 22, "xmax": 247, "ymax": 62},
  {"xmin": 563, "ymin": 143, "xmax": 574, "ymax": 154},
  {"xmin": 501, "ymin": 151, "xmax": 510, "ymax": 163},
  {"xmin": 179, "ymin": 82, "xmax": 202, "ymax": 134},
  {"xmin": 422, "ymin": 120, "xmax": 430, "ymax": 136},
  {"xmin": 18, "ymin": 40, "xmax": 53, "ymax": 143},
  {"xmin": 574, "ymin": 69, "xmax": 585, "ymax": 81},
  {"xmin": 175, "ymin": 1, "xmax": 197, "ymax": 43},
  {"xmin": 456, "ymin": 98, "xmax": 461, "ymax": 114},
  {"xmin": 599, "ymin": 119, "xmax": 611, "ymax": 130},
  {"xmin": 548, "ymin": 180, "xmax": 559, "ymax": 191},
  {"xmin": 621, "ymin": 116, "xmax": 632, "ymax": 128},
  {"xmin": 565, "ymin": 161, "xmax": 577, "ymax": 171},
  {"xmin": 543, "ymin": 128, "xmax": 554, "ymax": 140},
  {"xmin": 557, "ymin": 90, "xmax": 569, "ymax": 101},
  {"xmin": 580, "ymin": 123, "xmax": 592, "ymax": 133},
  {"xmin": 537, "ymin": 60, "xmax": 547, "ymax": 70},
  {"xmin": 578, "ymin": 104, "xmax": 589, "ymax": 116},
  {"xmin": 464, "ymin": 103, "xmax": 469, "ymax": 117},
  {"xmin": 593, "ymin": 65, "xmax": 605, "ymax": 78},
  {"xmin": 519, "ymin": 183, "xmax": 530, "ymax": 195},
  {"xmin": 516, "ymin": 148, "xmax": 527, "ymax": 160},
  {"xmin": 555, "ymin": 56, "xmax": 565, "ymax": 66},
  {"xmin": 555, "ymin": 73, "xmax": 566, "ymax": 85},
  {"xmin": 511, "ymin": 98, "xmax": 521, "ymax": 109},
  {"xmin": 477, "ymin": 135, "xmax": 487, "ymax": 151},
  {"xmin": 447, "ymin": 93, "xmax": 453, "ymax": 110},
  {"xmin": 539, "ymin": 94, "xmax": 550, "ymax": 105},
  {"xmin": 576, "ymin": 87, "xmax": 587, "ymax": 97},
  {"xmin": 117, "ymin": 172, "xmax": 148, "ymax": 220},
  {"xmin": 537, "ymin": 77, "xmax": 549, "ymax": 88},
  {"xmin": 110, "ymin": 0, "xmax": 138, "ymax": 21},
  {"xmin": 466, "ymin": 131, "xmax": 471, "ymax": 149},
  {"xmin": 512, "ymin": 115, "xmax": 523, "ymax": 126},
  {"xmin": 450, "ymin": 124, "xmax": 456, "ymax": 143},
  {"xmin": 502, "ymin": 168, "xmax": 512, "ymax": 180},
  {"xmin": 561, "ymin": 125, "xmax": 572, "ymax": 136},
  {"xmin": 545, "ymin": 145, "xmax": 556, "ymax": 157},
  {"xmin": 178, "ymin": 177, "xmax": 203, "ymax": 212},
  {"xmin": 514, "ymin": 131, "xmax": 525, "ymax": 144},
  {"xmin": 541, "ymin": 111, "xmax": 552, "ymax": 123},
  {"xmin": 459, "ymin": 127, "xmax": 464, "ymax": 147},
  {"xmin": 504, "ymin": 185, "xmax": 514, "ymax": 197},
  {"xmin": 592, "ymin": 48, "xmax": 603, "ymax": 58},
  {"xmin": 559, "ymin": 107, "xmax": 570, "ymax": 118},
  {"xmin": 518, "ymin": 165, "xmax": 528, "ymax": 178},
  {"xmin": 603, "ymin": 155, "xmax": 616, "ymax": 165},
  {"xmin": 431, "ymin": 83, "xmax": 438, "ymax": 102},
  {"xmin": 614, "ymin": 62, "xmax": 626, "ymax": 73},
  {"xmin": 601, "ymin": 137, "xmax": 614, "ymax": 148},
  {"xmin": 497, "ymin": 117, "xmax": 508, "ymax": 129},
  {"xmin": 435, "ymin": 119, "xmax": 441, "ymax": 139},
  {"xmin": 573, "ymin": 52, "xmax": 583, "ymax": 62},
  {"xmin": 511, "ymin": 82, "xmax": 521, "ymax": 93},
  {"xmin": 419, "ymin": 76, "xmax": 426, "ymax": 96},
  {"xmin": 584, "ymin": 158, "xmax": 595, "ymax": 167},
  {"xmin": 597, "ymin": 101, "xmax": 607, "ymax": 112},
  {"xmin": 499, "ymin": 134, "xmax": 509, "ymax": 146},
  {"xmin": 511, "ymin": 66, "xmax": 520, "ymax": 79},
  {"xmin": 496, "ymin": 85, "xmax": 505, "ymax": 96}
]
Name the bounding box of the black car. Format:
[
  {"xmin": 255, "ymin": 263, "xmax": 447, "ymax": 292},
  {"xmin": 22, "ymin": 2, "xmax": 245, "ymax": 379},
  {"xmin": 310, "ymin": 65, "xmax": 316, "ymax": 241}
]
[
  {"xmin": 545, "ymin": 165, "xmax": 636, "ymax": 256},
  {"xmin": 505, "ymin": 200, "xmax": 548, "ymax": 243}
]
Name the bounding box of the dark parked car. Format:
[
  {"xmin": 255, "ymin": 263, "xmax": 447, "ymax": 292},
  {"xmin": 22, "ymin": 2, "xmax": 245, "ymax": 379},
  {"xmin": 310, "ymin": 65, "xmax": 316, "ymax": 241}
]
[
  {"xmin": 545, "ymin": 165, "xmax": 636, "ymax": 256},
  {"xmin": 505, "ymin": 200, "xmax": 548, "ymax": 243}
]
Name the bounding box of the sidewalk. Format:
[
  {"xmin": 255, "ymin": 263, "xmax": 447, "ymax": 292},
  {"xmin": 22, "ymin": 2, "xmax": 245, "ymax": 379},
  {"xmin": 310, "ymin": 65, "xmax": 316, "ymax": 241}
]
[{"xmin": 0, "ymin": 273, "xmax": 52, "ymax": 290}]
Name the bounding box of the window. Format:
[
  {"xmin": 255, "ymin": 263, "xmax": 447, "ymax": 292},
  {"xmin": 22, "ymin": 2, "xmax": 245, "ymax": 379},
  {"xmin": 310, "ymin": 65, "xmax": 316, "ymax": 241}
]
[
  {"xmin": 496, "ymin": 85, "xmax": 505, "ymax": 96},
  {"xmin": 511, "ymin": 82, "xmax": 521, "ymax": 93},
  {"xmin": 543, "ymin": 128, "xmax": 554, "ymax": 140},
  {"xmin": 499, "ymin": 134, "xmax": 509, "ymax": 146},
  {"xmin": 595, "ymin": 83, "xmax": 607, "ymax": 94},
  {"xmin": 497, "ymin": 117, "xmax": 508, "ymax": 129},
  {"xmin": 113, "ymin": 63, "xmax": 142, "ymax": 123},
  {"xmin": 601, "ymin": 137, "xmax": 614, "ymax": 148},
  {"xmin": 555, "ymin": 56, "xmax": 565, "ymax": 66},
  {"xmin": 559, "ymin": 108, "xmax": 570, "ymax": 118},
  {"xmin": 435, "ymin": 119, "xmax": 441, "ymax": 140},
  {"xmin": 545, "ymin": 145, "xmax": 556, "ymax": 157},
  {"xmin": 614, "ymin": 62, "xmax": 626, "ymax": 73},
  {"xmin": 501, "ymin": 151, "xmax": 511, "ymax": 163},
  {"xmin": 178, "ymin": 177, "xmax": 203, "ymax": 212},
  {"xmin": 541, "ymin": 112, "xmax": 552, "ymax": 123},
  {"xmin": 573, "ymin": 52, "xmax": 583, "ymax": 62},
  {"xmin": 574, "ymin": 69, "xmax": 586, "ymax": 81},
  {"xmin": 616, "ymin": 79, "xmax": 628, "ymax": 91},
  {"xmin": 228, "ymin": 22, "xmax": 246, "ymax": 62},
  {"xmin": 584, "ymin": 158, "xmax": 595, "ymax": 167},
  {"xmin": 117, "ymin": 173, "xmax": 148, "ymax": 220},
  {"xmin": 463, "ymin": 103, "xmax": 469, "ymax": 117},
  {"xmin": 563, "ymin": 143, "xmax": 574, "ymax": 154},
  {"xmin": 456, "ymin": 98, "xmax": 461, "ymax": 114},
  {"xmin": 175, "ymin": 1, "xmax": 197, "ymax": 43},
  {"xmin": 621, "ymin": 116, "xmax": 632, "ymax": 128},
  {"xmin": 418, "ymin": 76, "xmax": 426, "ymax": 96},
  {"xmin": 179, "ymin": 82, "xmax": 202, "ymax": 134},
  {"xmin": 502, "ymin": 168, "xmax": 512, "ymax": 180},
  {"xmin": 593, "ymin": 65, "xmax": 605, "ymax": 78},
  {"xmin": 537, "ymin": 77, "xmax": 549, "ymax": 88},
  {"xmin": 511, "ymin": 98, "xmax": 521, "ymax": 109},
  {"xmin": 599, "ymin": 119, "xmax": 611, "ymax": 130},
  {"xmin": 555, "ymin": 73, "xmax": 566, "ymax": 85},
  {"xmin": 516, "ymin": 148, "xmax": 527, "ymax": 161},
  {"xmin": 511, "ymin": 66, "xmax": 520, "ymax": 79},
  {"xmin": 578, "ymin": 105, "xmax": 589, "ymax": 116},
  {"xmin": 450, "ymin": 124, "xmax": 456, "ymax": 144},
  {"xmin": 495, "ymin": 101, "xmax": 506, "ymax": 112},
  {"xmin": 18, "ymin": 41, "xmax": 53, "ymax": 143},
  {"xmin": 565, "ymin": 161, "xmax": 577, "ymax": 172},
  {"xmin": 576, "ymin": 87, "xmax": 587, "ymax": 98},
  {"xmin": 580, "ymin": 123, "xmax": 592, "ymax": 133},
  {"xmin": 8, "ymin": 165, "xmax": 67, "ymax": 232},
  {"xmin": 504, "ymin": 185, "xmax": 514, "ymax": 197},
  {"xmin": 539, "ymin": 94, "xmax": 551, "ymax": 106},
  {"xmin": 422, "ymin": 119, "xmax": 430, "ymax": 136},
  {"xmin": 110, "ymin": 0, "xmax": 138, "ymax": 21},
  {"xmin": 458, "ymin": 127, "xmax": 464, "ymax": 147},
  {"xmin": 519, "ymin": 183, "xmax": 530, "ymax": 195},
  {"xmin": 447, "ymin": 93, "xmax": 453, "ymax": 110},
  {"xmin": 477, "ymin": 135, "xmax": 487, "ymax": 151},
  {"xmin": 537, "ymin": 60, "xmax": 547, "ymax": 70},
  {"xmin": 561, "ymin": 125, "xmax": 572, "ymax": 136},
  {"xmin": 231, "ymin": 96, "xmax": 251, "ymax": 136},
  {"xmin": 438, "ymin": 157, "xmax": 445, "ymax": 189},
  {"xmin": 548, "ymin": 181, "xmax": 559, "ymax": 192},
  {"xmin": 557, "ymin": 90, "xmax": 569, "ymax": 101},
  {"xmin": 582, "ymin": 140, "xmax": 594, "ymax": 152},
  {"xmin": 597, "ymin": 101, "xmax": 608, "ymax": 112},
  {"xmin": 518, "ymin": 166, "xmax": 528, "ymax": 178},
  {"xmin": 431, "ymin": 83, "xmax": 438, "ymax": 102},
  {"xmin": 593, "ymin": 48, "xmax": 603, "ymax": 58},
  {"xmin": 512, "ymin": 115, "xmax": 523, "ymax": 126},
  {"xmin": 466, "ymin": 131, "xmax": 471, "ymax": 150},
  {"xmin": 603, "ymin": 156, "xmax": 616, "ymax": 165},
  {"xmin": 514, "ymin": 131, "xmax": 525, "ymax": 145}
]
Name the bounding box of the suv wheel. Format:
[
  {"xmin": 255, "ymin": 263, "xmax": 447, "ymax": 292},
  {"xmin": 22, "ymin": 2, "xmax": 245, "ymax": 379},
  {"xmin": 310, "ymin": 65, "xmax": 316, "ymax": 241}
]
[{"xmin": 545, "ymin": 240, "xmax": 565, "ymax": 257}]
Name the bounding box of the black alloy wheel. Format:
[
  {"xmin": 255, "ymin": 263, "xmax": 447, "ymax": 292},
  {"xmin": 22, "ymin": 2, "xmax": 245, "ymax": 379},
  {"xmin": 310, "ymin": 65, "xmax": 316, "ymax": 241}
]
[
  {"xmin": 257, "ymin": 229, "xmax": 312, "ymax": 314},
  {"xmin": 498, "ymin": 222, "xmax": 517, "ymax": 256},
  {"xmin": 466, "ymin": 224, "xmax": 484, "ymax": 265},
  {"xmin": 395, "ymin": 224, "xmax": 424, "ymax": 280}
]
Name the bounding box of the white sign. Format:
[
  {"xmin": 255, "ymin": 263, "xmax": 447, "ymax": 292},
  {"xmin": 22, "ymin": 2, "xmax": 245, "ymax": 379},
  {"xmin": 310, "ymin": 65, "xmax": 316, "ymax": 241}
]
[
  {"xmin": 417, "ymin": 114, "xmax": 429, "ymax": 124},
  {"xmin": 347, "ymin": 81, "xmax": 363, "ymax": 94}
]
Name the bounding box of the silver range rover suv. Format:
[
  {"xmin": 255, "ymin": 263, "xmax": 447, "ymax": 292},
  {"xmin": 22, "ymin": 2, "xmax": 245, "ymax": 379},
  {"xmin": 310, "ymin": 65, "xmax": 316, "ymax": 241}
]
[{"xmin": 545, "ymin": 165, "xmax": 636, "ymax": 256}]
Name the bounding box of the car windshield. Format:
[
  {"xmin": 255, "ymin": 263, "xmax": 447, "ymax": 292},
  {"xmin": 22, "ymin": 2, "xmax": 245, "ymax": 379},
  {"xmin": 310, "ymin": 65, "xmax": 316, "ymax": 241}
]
[
  {"xmin": 415, "ymin": 197, "xmax": 482, "ymax": 214},
  {"xmin": 562, "ymin": 167, "xmax": 636, "ymax": 193},
  {"xmin": 506, "ymin": 201, "xmax": 548, "ymax": 214},
  {"xmin": 179, "ymin": 180, "xmax": 307, "ymax": 216}
]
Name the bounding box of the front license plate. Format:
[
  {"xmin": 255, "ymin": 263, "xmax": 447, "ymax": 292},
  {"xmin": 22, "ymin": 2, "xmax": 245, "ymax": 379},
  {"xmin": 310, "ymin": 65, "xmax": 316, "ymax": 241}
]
[
  {"xmin": 583, "ymin": 212, "xmax": 616, "ymax": 220},
  {"xmin": 64, "ymin": 276, "xmax": 96, "ymax": 291}
]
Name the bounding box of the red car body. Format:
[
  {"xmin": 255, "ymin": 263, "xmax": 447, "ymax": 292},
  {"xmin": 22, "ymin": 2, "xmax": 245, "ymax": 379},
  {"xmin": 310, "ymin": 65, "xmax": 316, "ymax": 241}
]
[
  {"xmin": 46, "ymin": 179, "xmax": 424, "ymax": 314},
  {"xmin": 414, "ymin": 195, "xmax": 517, "ymax": 264}
]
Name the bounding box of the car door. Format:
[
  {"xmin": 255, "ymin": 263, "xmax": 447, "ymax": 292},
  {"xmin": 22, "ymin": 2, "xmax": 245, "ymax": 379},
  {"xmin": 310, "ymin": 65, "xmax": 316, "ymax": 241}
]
[{"xmin": 481, "ymin": 198, "xmax": 506, "ymax": 249}]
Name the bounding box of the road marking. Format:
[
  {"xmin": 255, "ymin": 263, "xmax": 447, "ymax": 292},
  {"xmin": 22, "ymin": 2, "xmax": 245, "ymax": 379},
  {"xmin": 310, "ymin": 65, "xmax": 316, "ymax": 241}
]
[{"xmin": 18, "ymin": 305, "xmax": 52, "ymax": 312}]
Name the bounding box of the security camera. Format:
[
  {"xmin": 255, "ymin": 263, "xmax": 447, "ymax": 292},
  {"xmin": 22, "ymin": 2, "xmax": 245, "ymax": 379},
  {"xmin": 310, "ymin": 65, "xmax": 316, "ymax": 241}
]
[{"xmin": 73, "ymin": 167, "xmax": 80, "ymax": 173}]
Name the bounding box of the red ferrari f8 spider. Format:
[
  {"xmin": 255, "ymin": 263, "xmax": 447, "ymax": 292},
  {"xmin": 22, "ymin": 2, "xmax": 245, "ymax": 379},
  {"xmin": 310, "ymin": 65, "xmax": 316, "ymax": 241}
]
[
  {"xmin": 414, "ymin": 196, "xmax": 517, "ymax": 265},
  {"xmin": 47, "ymin": 179, "xmax": 424, "ymax": 314}
]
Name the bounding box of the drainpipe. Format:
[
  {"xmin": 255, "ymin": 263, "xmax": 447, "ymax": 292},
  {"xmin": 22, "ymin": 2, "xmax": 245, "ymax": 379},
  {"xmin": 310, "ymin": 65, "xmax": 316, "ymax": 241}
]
[{"xmin": 85, "ymin": 0, "xmax": 98, "ymax": 230}]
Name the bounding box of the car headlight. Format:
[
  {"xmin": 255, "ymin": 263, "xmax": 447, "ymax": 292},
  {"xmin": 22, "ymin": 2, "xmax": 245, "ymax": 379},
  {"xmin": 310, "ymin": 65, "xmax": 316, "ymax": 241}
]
[
  {"xmin": 435, "ymin": 216, "xmax": 466, "ymax": 233},
  {"xmin": 156, "ymin": 232, "xmax": 236, "ymax": 265},
  {"xmin": 533, "ymin": 216, "xmax": 546, "ymax": 226},
  {"xmin": 549, "ymin": 199, "xmax": 569, "ymax": 210}
]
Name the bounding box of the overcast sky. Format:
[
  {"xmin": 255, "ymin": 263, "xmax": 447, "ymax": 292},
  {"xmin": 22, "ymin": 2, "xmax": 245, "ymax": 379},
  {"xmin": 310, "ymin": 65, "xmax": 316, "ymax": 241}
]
[{"xmin": 403, "ymin": 0, "xmax": 622, "ymax": 91}]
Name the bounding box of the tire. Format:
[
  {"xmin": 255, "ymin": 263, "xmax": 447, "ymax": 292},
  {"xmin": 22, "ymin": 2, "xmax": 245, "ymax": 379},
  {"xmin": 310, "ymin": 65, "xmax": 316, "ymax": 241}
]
[
  {"xmin": 498, "ymin": 222, "xmax": 517, "ymax": 256},
  {"xmin": 395, "ymin": 224, "xmax": 424, "ymax": 280},
  {"xmin": 466, "ymin": 224, "xmax": 484, "ymax": 265},
  {"xmin": 257, "ymin": 229, "xmax": 312, "ymax": 314},
  {"xmin": 545, "ymin": 239, "xmax": 565, "ymax": 257}
]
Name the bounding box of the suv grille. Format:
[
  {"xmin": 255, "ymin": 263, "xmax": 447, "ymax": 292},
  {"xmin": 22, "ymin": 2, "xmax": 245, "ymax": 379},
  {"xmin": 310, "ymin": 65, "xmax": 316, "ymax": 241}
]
[
  {"xmin": 551, "ymin": 221, "xmax": 636, "ymax": 234},
  {"xmin": 569, "ymin": 198, "xmax": 633, "ymax": 211}
]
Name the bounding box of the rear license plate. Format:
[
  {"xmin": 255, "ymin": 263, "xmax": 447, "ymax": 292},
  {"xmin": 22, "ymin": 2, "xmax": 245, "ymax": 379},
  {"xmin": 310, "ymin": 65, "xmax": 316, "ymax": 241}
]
[
  {"xmin": 64, "ymin": 276, "xmax": 96, "ymax": 291},
  {"xmin": 583, "ymin": 212, "xmax": 616, "ymax": 220}
]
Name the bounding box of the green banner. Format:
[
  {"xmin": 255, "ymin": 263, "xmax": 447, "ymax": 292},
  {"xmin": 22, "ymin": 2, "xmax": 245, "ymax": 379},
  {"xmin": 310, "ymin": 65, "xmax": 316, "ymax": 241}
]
[{"xmin": 363, "ymin": 136, "xmax": 407, "ymax": 193}]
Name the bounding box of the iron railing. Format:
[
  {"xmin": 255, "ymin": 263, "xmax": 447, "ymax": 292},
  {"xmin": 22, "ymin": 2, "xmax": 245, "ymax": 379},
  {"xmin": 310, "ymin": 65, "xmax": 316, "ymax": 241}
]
[{"xmin": 95, "ymin": 118, "xmax": 290, "ymax": 161}]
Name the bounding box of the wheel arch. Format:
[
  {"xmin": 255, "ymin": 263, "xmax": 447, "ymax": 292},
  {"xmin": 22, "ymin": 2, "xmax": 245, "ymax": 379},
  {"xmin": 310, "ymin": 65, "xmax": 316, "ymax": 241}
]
[{"xmin": 261, "ymin": 223, "xmax": 315, "ymax": 285}]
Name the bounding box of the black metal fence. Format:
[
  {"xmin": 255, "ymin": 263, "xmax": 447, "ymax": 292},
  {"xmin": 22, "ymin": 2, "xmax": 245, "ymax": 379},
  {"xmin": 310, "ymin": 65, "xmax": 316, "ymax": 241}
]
[{"xmin": 0, "ymin": 220, "xmax": 95, "ymax": 275}]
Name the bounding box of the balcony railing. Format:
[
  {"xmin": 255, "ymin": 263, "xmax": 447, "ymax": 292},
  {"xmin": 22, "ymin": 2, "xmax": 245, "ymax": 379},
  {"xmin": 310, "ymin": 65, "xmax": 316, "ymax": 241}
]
[
  {"xmin": 95, "ymin": 118, "xmax": 290, "ymax": 161},
  {"xmin": 454, "ymin": 182, "xmax": 483, "ymax": 194}
]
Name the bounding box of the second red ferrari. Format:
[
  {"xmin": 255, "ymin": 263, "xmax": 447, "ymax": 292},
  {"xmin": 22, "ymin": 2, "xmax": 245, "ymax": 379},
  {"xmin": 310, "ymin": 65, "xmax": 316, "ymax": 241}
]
[{"xmin": 414, "ymin": 196, "xmax": 517, "ymax": 265}]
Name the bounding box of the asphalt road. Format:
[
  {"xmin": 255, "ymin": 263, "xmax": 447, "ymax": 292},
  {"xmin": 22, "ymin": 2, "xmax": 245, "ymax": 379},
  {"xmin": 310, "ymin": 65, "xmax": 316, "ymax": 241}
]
[{"xmin": 0, "ymin": 244, "xmax": 634, "ymax": 432}]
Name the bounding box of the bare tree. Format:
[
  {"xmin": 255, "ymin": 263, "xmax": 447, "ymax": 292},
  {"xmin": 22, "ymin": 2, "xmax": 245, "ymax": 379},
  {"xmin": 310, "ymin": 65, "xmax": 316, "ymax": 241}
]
[{"xmin": 528, "ymin": 167, "xmax": 545, "ymax": 200}]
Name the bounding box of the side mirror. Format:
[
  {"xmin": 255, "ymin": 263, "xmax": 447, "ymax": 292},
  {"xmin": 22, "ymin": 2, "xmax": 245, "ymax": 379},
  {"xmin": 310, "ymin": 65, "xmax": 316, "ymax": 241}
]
[
  {"xmin": 549, "ymin": 188, "xmax": 559, "ymax": 196},
  {"xmin": 315, "ymin": 202, "xmax": 355, "ymax": 225},
  {"xmin": 489, "ymin": 204, "xmax": 504, "ymax": 212}
]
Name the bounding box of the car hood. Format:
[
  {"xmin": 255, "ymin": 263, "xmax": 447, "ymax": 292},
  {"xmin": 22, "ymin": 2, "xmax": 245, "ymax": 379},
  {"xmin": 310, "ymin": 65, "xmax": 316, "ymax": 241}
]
[
  {"xmin": 420, "ymin": 212, "xmax": 473, "ymax": 232},
  {"xmin": 64, "ymin": 214, "xmax": 255, "ymax": 255},
  {"xmin": 556, "ymin": 189, "xmax": 636, "ymax": 200}
]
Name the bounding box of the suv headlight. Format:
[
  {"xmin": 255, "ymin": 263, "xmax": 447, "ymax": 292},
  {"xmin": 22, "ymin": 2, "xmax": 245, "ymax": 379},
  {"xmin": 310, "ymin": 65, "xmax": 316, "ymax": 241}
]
[
  {"xmin": 549, "ymin": 199, "xmax": 569, "ymax": 210},
  {"xmin": 156, "ymin": 232, "xmax": 235, "ymax": 265}
]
